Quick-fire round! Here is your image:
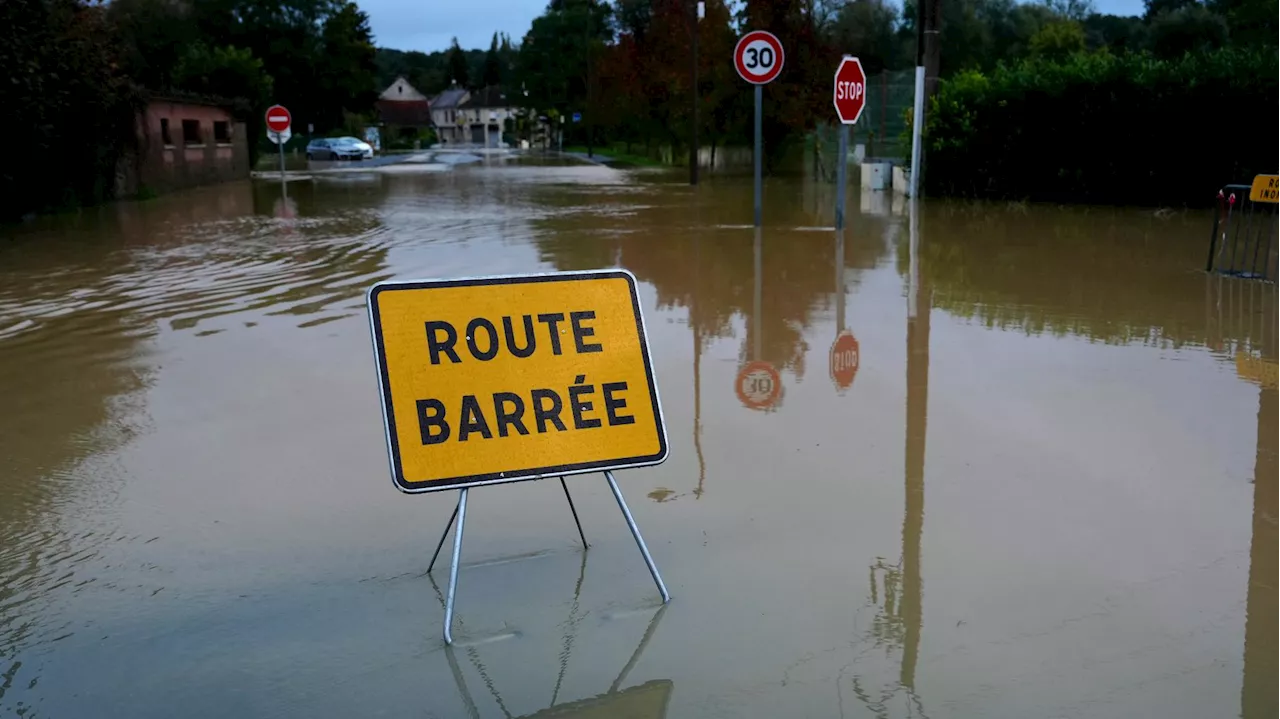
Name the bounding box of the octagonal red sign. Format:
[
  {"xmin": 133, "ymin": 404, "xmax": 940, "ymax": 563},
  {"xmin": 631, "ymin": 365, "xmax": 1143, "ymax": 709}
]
[{"xmin": 833, "ymin": 57, "xmax": 867, "ymax": 125}]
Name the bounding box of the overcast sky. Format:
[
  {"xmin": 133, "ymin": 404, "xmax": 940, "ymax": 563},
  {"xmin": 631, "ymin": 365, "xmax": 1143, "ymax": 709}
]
[{"xmin": 366, "ymin": 0, "xmax": 1145, "ymax": 53}]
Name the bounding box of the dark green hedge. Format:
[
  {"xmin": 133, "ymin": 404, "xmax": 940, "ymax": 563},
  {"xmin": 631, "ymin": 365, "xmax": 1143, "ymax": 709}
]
[{"xmin": 923, "ymin": 48, "xmax": 1278, "ymax": 206}]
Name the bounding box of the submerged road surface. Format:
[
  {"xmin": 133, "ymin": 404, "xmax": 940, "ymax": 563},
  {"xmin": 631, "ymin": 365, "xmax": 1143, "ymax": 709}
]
[{"xmin": 0, "ymin": 160, "xmax": 1275, "ymax": 718}]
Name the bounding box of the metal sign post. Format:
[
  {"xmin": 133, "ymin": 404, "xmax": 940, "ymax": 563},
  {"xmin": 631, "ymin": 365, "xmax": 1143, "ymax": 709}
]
[
  {"xmin": 734, "ymin": 31, "xmax": 785, "ymax": 228},
  {"xmin": 754, "ymin": 85, "xmax": 763, "ymax": 227},
  {"xmin": 267, "ymin": 127, "xmax": 291, "ymax": 197},
  {"xmin": 265, "ymin": 104, "xmax": 292, "ymax": 197},
  {"xmin": 366, "ymin": 270, "xmax": 673, "ymax": 645}
]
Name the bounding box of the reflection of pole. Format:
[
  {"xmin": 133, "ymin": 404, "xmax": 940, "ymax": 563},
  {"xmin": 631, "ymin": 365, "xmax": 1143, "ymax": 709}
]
[
  {"xmin": 610, "ymin": 605, "xmax": 669, "ymax": 693},
  {"xmin": 753, "ymin": 84, "xmax": 763, "ymax": 227},
  {"xmin": 835, "ymin": 229, "xmax": 845, "ymax": 331},
  {"xmin": 908, "ymin": 196, "xmax": 919, "ymax": 319},
  {"xmin": 753, "ymin": 227, "xmax": 763, "ymax": 360},
  {"xmin": 1242, "ymin": 387, "xmax": 1277, "ymax": 718},
  {"xmin": 279, "ymin": 136, "xmax": 288, "ymax": 199},
  {"xmin": 693, "ymin": 237, "xmax": 706, "ymax": 498},
  {"xmin": 901, "ymin": 197, "xmax": 929, "ymax": 688}
]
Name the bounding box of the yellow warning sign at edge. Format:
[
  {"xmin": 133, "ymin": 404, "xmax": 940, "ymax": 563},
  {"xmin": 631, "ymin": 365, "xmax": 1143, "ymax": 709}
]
[
  {"xmin": 367, "ymin": 270, "xmax": 668, "ymax": 493},
  {"xmin": 1249, "ymin": 174, "xmax": 1278, "ymax": 203}
]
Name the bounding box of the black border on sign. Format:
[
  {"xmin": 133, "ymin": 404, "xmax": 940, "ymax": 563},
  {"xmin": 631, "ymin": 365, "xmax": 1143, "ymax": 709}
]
[{"xmin": 366, "ymin": 269, "xmax": 669, "ymax": 493}]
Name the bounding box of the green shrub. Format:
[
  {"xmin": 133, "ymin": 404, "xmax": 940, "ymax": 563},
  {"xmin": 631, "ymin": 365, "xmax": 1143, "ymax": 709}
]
[{"xmin": 923, "ymin": 47, "xmax": 1278, "ymax": 205}]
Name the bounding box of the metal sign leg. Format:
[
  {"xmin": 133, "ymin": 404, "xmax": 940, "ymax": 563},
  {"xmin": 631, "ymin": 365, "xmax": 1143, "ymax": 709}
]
[
  {"xmin": 560, "ymin": 477, "xmax": 589, "ymax": 549},
  {"xmin": 427, "ymin": 503, "xmax": 460, "ymax": 573},
  {"xmin": 604, "ymin": 471, "xmax": 671, "ymax": 603},
  {"xmin": 443, "ymin": 488, "xmax": 469, "ymax": 645}
]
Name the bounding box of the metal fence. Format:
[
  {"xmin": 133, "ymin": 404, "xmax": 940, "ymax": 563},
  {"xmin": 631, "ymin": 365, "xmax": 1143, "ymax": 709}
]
[
  {"xmin": 807, "ymin": 69, "xmax": 917, "ymax": 183},
  {"xmin": 1206, "ymin": 184, "xmax": 1278, "ymax": 281}
]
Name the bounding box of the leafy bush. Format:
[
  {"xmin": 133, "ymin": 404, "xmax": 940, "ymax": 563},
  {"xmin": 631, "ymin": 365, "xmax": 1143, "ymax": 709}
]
[
  {"xmin": 1, "ymin": 0, "xmax": 140, "ymax": 220},
  {"xmin": 923, "ymin": 47, "xmax": 1278, "ymax": 205}
]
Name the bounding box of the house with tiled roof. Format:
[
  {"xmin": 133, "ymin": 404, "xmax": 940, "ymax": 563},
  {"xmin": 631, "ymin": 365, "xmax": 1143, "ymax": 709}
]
[
  {"xmin": 376, "ymin": 77, "xmax": 432, "ymax": 141},
  {"xmin": 429, "ymin": 86, "xmax": 470, "ymax": 145}
]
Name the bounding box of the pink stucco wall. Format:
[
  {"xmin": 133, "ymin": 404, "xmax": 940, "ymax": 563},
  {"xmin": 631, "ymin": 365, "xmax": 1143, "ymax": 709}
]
[{"xmin": 123, "ymin": 100, "xmax": 249, "ymax": 196}]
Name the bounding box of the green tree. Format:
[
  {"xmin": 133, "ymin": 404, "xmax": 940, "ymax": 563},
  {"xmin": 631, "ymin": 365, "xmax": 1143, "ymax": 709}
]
[
  {"xmin": 172, "ymin": 43, "xmax": 273, "ymax": 107},
  {"xmin": 1207, "ymin": 0, "xmax": 1278, "ymax": 47},
  {"xmin": 1081, "ymin": 13, "xmax": 1148, "ymax": 53},
  {"xmin": 191, "ymin": 0, "xmax": 354, "ymax": 133},
  {"xmin": 517, "ymin": 0, "xmax": 612, "ymax": 120},
  {"xmin": 108, "ymin": 0, "xmax": 197, "ymax": 90},
  {"xmin": 1142, "ymin": 0, "xmax": 1196, "ymax": 19},
  {"xmin": 0, "ymin": 0, "xmax": 138, "ymax": 218},
  {"xmin": 1148, "ymin": 5, "xmax": 1228, "ymax": 58},
  {"xmin": 482, "ymin": 31, "xmax": 503, "ymax": 87},
  {"xmin": 317, "ymin": 1, "xmax": 378, "ymax": 127},
  {"xmin": 828, "ymin": 0, "xmax": 906, "ymax": 74},
  {"xmin": 447, "ymin": 37, "xmax": 470, "ymax": 87},
  {"xmin": 1029, "ymin": 19, "xmax": 1086, "ymax": 60}
]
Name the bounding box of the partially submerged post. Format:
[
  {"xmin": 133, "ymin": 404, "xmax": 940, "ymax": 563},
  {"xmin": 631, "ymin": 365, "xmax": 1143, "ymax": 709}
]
[
  {"xmin": 733, "ymin": 31, "xmax": 785, "ymax": 228},
  {"xmin": 832, "ymin": 56, "xmax": 868, "ymax": 229}
]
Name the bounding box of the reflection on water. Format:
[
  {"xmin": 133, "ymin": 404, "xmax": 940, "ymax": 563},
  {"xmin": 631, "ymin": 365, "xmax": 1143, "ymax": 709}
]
[
  {"xmin": 0, "ymin": 163, "xmax": 1274, "ymax": 717},
  {"xmin": 431, "ymin": 554, "xmax": 671, "ymax": 719}
]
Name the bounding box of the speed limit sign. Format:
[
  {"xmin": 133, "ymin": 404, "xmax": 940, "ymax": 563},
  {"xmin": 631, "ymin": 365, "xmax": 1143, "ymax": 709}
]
[{"xmin": 734, "ymin": 30, "xmax": 785, "ymax": 85}]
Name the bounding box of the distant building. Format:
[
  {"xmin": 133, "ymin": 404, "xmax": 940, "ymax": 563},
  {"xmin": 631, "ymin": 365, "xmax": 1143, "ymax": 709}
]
[
  {"xmin": 457, "ymin": 86, "xmax": 521, "ymax": 147},
  {"xmin": 376, "ymin": 77, "xmax": 433, "ymax": 142},
  {"xmin": 429, "ymin": 87, "xmax": 470, "ymax": 145},
  {"xmin": 116, "ymin": 97, "xmax": 249, "ymax": 197}
]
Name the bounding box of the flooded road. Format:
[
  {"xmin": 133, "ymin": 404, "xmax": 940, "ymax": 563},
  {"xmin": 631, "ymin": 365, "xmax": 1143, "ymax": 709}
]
[{"xmin": 1, "ymin": 159, "xmax": 1275, "ymax": 718}]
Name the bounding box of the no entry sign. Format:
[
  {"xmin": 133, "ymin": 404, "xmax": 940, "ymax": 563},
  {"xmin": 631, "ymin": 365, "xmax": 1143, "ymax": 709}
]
[
  {"xmin": 830, "ymin": 330, "xmax": 860, "ymax": 391},
  {"xmin": 367, "ymin": 270, "xmax": 668, "ymax": 493},
  {"xmin": 734, "ymin": 31, "xmax": 785, "ymax": 85},
  {"xmin": 265, "ymin": 105, "xmax": 292, "ymax": 133},
  {"xmin": 833, "ymin": 57, "xmax": 867, "ymax": 125}
]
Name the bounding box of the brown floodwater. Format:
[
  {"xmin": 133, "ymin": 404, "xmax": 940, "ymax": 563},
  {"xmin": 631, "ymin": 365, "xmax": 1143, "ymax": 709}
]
[{"xmin": 0, "ymin": 158, "xmax": 1275, "ymax": 719}]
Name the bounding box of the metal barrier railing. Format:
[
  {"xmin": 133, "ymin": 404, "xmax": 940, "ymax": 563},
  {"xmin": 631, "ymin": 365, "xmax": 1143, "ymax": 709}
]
[{"xmin": 1206, "ymin": 183, "xmax": 1278, "ymax": 281}]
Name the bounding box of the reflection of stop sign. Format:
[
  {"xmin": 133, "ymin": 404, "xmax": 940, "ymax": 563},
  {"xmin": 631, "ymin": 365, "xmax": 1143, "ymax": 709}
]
[
  {"xmin": 830, "ymin": 330, "xmax": 860, "ymax": 391},
  {"xmin": 265, "ymin": 105, "xmax": 292, "ymax": 133},
  {"xmin": 833, "ymin": 57, "xmax": 867, "ymax": 125},
  {"xmin": 735, "ymin": 360, "xmax": 782, "ymax": 410}
]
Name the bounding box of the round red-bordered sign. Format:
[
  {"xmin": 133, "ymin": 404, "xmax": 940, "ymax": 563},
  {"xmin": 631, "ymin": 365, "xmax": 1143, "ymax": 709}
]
[
  {"xmin": 265, "ymin": 105, "xmax": 292, "ymax": 133},
  {"xmin": 734, "ymin": 31, "xmax": 785, "ymax": 85},
  {"xmin": 735, "ymin": 360, "xmax": 782, "ymax": 410}
]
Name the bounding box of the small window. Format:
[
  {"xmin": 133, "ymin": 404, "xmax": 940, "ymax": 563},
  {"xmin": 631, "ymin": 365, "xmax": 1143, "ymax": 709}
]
[
  {"xmin": 182, "ymin": 119, "xmax": 202, "ymax": 146},
  {"xmin": 160, "ymin": 118, "xmax": 173, "ymax": 146},
  {"xmin": 213, "ymin": 121, "xmax": 230, "ymax": 144}
]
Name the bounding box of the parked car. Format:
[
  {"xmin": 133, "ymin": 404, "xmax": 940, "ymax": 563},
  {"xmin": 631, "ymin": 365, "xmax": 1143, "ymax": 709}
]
[
  {"xmin": 306, "ymin": 138, "xmax": 364, "ymax": 161},
  {"xmin": 333, "ymin": 136, "xmax": 375, "ymax": 159}
]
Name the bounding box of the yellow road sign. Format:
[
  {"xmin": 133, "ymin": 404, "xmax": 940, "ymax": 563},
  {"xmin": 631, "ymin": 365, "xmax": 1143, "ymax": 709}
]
[
  {"xmin": 367, "ymin": 270, "xmax": 668, "ymax": 492},
  {"xmin": 1249, "ymin": 174, "xmax": 1278, "ymax": 203}
]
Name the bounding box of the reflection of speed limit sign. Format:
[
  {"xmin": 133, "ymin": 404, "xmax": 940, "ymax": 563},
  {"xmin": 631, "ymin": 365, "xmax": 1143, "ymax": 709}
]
[
  {"xmin": 734, "ymin": 31, "xmax": 785, "ymax": 85},
  {"xmin": 735, "ymin": 360, "xmax": 783, "ymax": 410}
]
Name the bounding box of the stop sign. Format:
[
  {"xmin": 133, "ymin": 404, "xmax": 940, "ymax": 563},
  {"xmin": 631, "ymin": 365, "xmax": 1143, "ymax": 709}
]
[
  {"xmin": 832, "ymin": 57, "xmax": 867, "ymax": 125},
  {"xmin": 830, "ymin": 330, "xmax": 860, "ymax": 391},
  {"xmin": 265, "ymin": 105, "xmax": 292, "ymax": 133}
]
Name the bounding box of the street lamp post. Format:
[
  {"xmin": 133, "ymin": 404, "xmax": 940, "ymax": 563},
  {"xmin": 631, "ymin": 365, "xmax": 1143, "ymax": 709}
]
[{"xmin": 690, "ymin": 0, "xmax": 703, "ymax": 186}]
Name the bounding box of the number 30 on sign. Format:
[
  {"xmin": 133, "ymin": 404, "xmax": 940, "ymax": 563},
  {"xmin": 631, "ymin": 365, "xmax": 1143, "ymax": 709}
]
[{"xmin": 735, "ymin": 30, "xmax": 785, "ymax": 85}]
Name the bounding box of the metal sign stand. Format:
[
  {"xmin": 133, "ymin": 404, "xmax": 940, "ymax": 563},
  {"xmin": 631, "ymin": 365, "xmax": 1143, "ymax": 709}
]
[{"xmin": 426, "ymin": 472, "xmax": 671, "ymax": 645}]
